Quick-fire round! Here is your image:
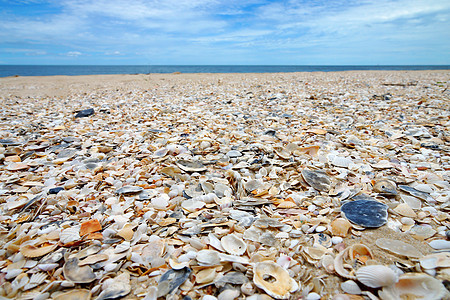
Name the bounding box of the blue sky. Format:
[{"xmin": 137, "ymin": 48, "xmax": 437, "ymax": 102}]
[{"xmin": 0, "ymin": 0, "xmax": 449, "ymax": 65}]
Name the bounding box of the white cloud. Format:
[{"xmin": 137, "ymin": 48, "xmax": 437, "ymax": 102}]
[{"xmin": 66, "ymin": 51, "xmax": 82, "ymax": 57}]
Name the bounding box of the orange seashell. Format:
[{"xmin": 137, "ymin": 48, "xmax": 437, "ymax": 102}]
[
  {"xmin": 117, "ymin": 224, "xmax": 135, "ymax": 241},
  {"xmin": 86, "ymin": 232, "xmax": 103, "ymax": 240},
  {"xmin": 6, "ymin": 162, "xmax": 30, "ymax": 171},
  {"xmin": 20, "ymin": 243, "xmax": 58, "ymax": 258},
  {"xmin": 277, "ymin": 201, "xmax": 297, "ymax": 209},
  {"xmin": 331, "ymin": 218, "xmax": 352, "ymax": 237},
  {"xmin": 5, "ymin": 155, "xmax": 21, "ymax": 162},
  {"xmin": 79, "ymin": 219, "xmax": 102, "ymax": 236},
  {"xmin": 349, "ymin": 244, "xmax": 374, "ymax": 262}
]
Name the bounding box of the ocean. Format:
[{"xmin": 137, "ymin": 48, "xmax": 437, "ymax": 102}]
[{"xmin": 0, "ymin": 65, "xmax": 449, "ymax": 77}]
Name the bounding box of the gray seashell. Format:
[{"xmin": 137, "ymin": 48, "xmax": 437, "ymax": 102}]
[
  {"xmin": 157, "ymin": 267, "xmax": 191, "ymax": 297},
  {"xmin": 215, "ymin": 271, "xmax": 249, "ymax": 287},
  {"xmin": 301, "ymin": 169, "xmax": 331, "ymax": 192},
  {"xmin": 115, "ymin": 186, "xmax": 143, "ymax": 195},
  {"xmin": 355, "ymin": 265, "xmax": 399, "ymax": 288},
  {"xmin": 176, "ymin": 160, "xmax": 206, "ymax": 172},
  {"xmin": 63, "ymin": 257, "xmax": 96, "ymax": 284},
  {"xmin": 341, "ymin": 200, "xmax": 388, "ymax": 228},
  {"xmin": 428, "ymin": 239, "xmax": 450, "ymax": 250},
  {"xmin": 97, "ymin": 272, "xmax": 131, "ymax": 300}
]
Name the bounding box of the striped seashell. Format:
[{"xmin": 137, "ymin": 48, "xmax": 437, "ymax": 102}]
[{"xmin": 355, "ymin": 265, "xmax": 398, "ymax": 288}]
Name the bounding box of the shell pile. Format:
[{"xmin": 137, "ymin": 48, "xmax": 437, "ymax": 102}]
[{"xmin": 0, "ymin": 71, "xmax": 449, "ymax": 299}]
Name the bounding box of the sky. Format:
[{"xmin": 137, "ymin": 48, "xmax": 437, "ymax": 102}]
[{"xmin": 0, "ymin": 0, "xmax": 449, "ymax": 65}]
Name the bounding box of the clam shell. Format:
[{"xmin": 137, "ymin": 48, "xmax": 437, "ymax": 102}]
[
  {"xmin": 221, "ymin": 234, "xmax": 247, "ymax": 256},
  {"xmin": 379, "ymin": 273, "xmax": 448, "ymax": 300},
  {"xmin": 330, "ymin": 218, "xmax": 352, "ymax": 237},
  {"xmin": 355, "ymin": 265, "xmax": 399, "ymax": 288},
  {"xmin": 195, "ymin": 268, "xmax": 217, "ymax": 284},
  {"xmin": 420, "ymin": 252, "xmax": 450, "ymax": 269},
  {"xmin": 196, "ymin": 250, "xmax": 221, "ymax": 266},
  {"xmin": 20, "ymin": 243, "xmax": 57, "ymax": 258},
  {"xmin": 63, "ymin": 257, "xmax": 96, "ymax": 284},
  {"xmin": 253, "ymin": 261, "xmax": 299, "ymax": 299}
]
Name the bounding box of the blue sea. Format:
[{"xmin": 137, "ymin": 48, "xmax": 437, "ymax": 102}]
[{"xmin": 0, "ymin": 65, "xmax": 449, "ymax": 77}]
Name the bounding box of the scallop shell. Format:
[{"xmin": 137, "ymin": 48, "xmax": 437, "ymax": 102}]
[
  {"xmin": 253, "ymin": 262, "xmax": 299, "ymax": 299},
  {"xmin": 20, "ymin": 243, "xmax": 57, "ymax": 258},
  {"xmin": 379, "ymin": 273, "xmax": 448, "ymax": 300},
  {"xmin": 221, "ymin": 234, "xmax": 247, "ymax": 256},
  {"xmin": 355, "ymin": 265, "xmax": 399, "ymax": 288},
  {"xmin": 60, "ymin": 227, "xmax": 81, "ymax": 244},
  {"xmin": 340, "ymin": 280, "xmax": 362, "ymax": 295}
]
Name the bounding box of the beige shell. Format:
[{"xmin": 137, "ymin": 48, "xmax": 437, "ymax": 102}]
[
  {"xmin": 195, "ymin": 268, "xmax": 217, "ymax": 284},
  {"xmin": 340, "ymin": 280, "xmax": 362, "ymax": 295},
  {"xmin": 196, "ymin": 250, "xmax": 221, "ymax": 266},
  {"xmin": 420, "ymin": 252, "xmax": 450, "ymax": 269},
  {"xmin": 20, "ymin": 243, "xmax": 57, "ymax": 258},
  {"xmin": 355, "ymin": 265, "xmax": 398, "ymax": 288},
  {"xmin": 348, "ymin": 244, "xmax": 373, "ymax": 262},
  {"xmin": 253, "ymin": 261, "xmax": 299, "ymax": 299},
  {"xmin": 334, "ymin": 246, "xmax": 356, "ymax": 279},
  {"xmin": 221, "ymin": 234, "xmax": 247, "ymax": 256},
  {"xmin": 63, "ymin": 257, "xmax": 96, "ymax": 283},
  {"xmin": 375, "ymin": 238, "xmax": 422, "ymax": 258},
  {"xmin": 379, "ymin": 273, "xmax": 448, "ymax": 300},
  {"xmin": 330, "ymin": 218, "xmax": 352, "ymax": 237},
  {"xmin": 53, "ymin": 289, "xmax": 92, "ymax": 300}
]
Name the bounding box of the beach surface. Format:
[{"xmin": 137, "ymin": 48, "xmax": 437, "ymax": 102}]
[{"xmin": 0, "ymin": 71, "xmax": 449, "ymax": 299}]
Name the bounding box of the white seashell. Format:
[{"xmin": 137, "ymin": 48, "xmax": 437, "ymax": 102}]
[
  {"xmin": 23, "ymin": 273, "xmax": 47, "ymax": 291},
  {"xmin": 151, "ymin": 195, "xmax": 169, "ymax": 209},
  {"xmin": 191, "ymin": 193, "xmax": 217, "ymax": 203},
  {"xmin": 217, "ymin": 288, "xmax": 240, "ymax": 300},
  {"xmin": 181, "ymin": 199, "xmax": 205, "ymax": 212},
  {"xmin": 5, "ymin": 269, "xmax": 23, "ymax": 280},
  {"xmin": 37, "ymin": 263, "xmax": 59, "ymax": 271},
  {"xmin": 428, "ymin": 239, "xmax": 450, "ymax": 250},
  {"xmin": 306, "ymin": 292, "xmax": 321, "ymax": 300},
  {"xmin": 221, "ymin": 234, "xmax": 247, "ymax": 256},
  {"xmin": 218, "ymin": 253, "xmax": 249, "ymax": 264},
  {"xmin": 276, "ymin": 255, "xmax": 292, "ymax": 269},
  {"xmin": 379, "ymin": 273, "xmax": 447, "ymax": 300},
  {"xmin": 114, "ymin": 242, "xmax": 130, "ymax": 253},
  {"xmin": 355, "ymin": 265, "xmax": 399, "ymax": 288},
  {"xmin": 196, "ymin": 250, "xmax": 220, "ymax": 266},
  {"xmin": 208, "ymin": 233, "xmax": 225, "ymax": 252},
  {"xmin": 340, "ymin": 280, "xmax": 362, "ymax": 295},
  {"xmin": 59, "ymin": 226, "xmax": 81, "ymax": 244},
  {"xmin": 331, "ymin": 156, "xmax": 352, "ymax": 168}
]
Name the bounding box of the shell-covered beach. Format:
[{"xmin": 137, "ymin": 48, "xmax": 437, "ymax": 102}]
[{"xmin": 0, "ymin": 70, "xmax": 449, "ymax": 299}]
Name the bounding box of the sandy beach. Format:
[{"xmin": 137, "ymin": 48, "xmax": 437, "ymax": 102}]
[{"xmin": 0, "ymin": 70, "xmax": 449, "ymax": 299}]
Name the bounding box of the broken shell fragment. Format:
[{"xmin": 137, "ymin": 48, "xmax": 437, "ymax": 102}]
[
  {"xmin": 301, "ymin": 169, "xmax": 331, "ymax": 192},
  {"xmin": 157, "ymin": 267, "xmax": 191, "ymax": 297},
  {"xmin": 97, "ymin": 272, "xmax": 131, "ymax": 300},
  {"xmin": 63, "ymin": 257, "xmax": 96, "ymax": 283},
  {"xmin": 79, "ymin": 219, "xmax": 102, "ymax": 236},
  {"xmin": 375, "ymin": 238, "xmax": 422, "ymax": 258},
  {"xmin": 373, "ymin": 179, "xmax": 397, "ymax": 196},
  {"xmin": 221, "ymin": 234, "xmax": 247, "ymax": 256},
  {"xmin": 355, "ymin": 265, "xmax": 399, "ymax": 288},
  {"xmin": 53, "ymin": 289, "xmax": 92, "ymax": 300},
  {"xmin": 340, "ymin": 200, "xmax": 388, "ymax": 228},
  {"xmin": 253, "ymin": 261, "xmax": 299, "ymax": 299},
  {"xmin": 176, "ymin": 160, "xmax": 206, "ymax": 172},
  {"xmin": 20, "ymin": 243, "xmax": 57, "ymax": 258}
]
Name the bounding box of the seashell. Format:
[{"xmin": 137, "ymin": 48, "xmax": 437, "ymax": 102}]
[
  {"xmin": 218, "ymin": 253, "xmax": 249, "ymax": 264},
  {"xmin": 215, "ymin": 271, "xmax": 249, "ymax": 287},
  {"xmin": 63, "ymin": 257, "xmax": 96, "ymax": 283},
  {"xmin": 321, "ymin": 254, "xmax": 335, "ymax": 273},
  {"xmin": 154, "ymin": 147, "xmax": 169, "ymax": 157},
  {"xmin": 53, "ymin": 289, "xmax": 91, "ymax": 300},
  {"xmin": 195, "ymin": 268, "xmax": 217, "ymax": 284},
  {"xmin": 334, "ymin": 246, "xmax": 356, "ymax": 279},
  {"xmin": 295, "ymin": 145, "xmax": 320, "ymax": 157},
  {"xmin": 60, "ymin": 227, "xmax": 81, "ymax": 244},
  {"xmin": 208, "ymin": 233, "xmax": 225, "ymax": 252},
  {"xmin": 332, "ymin": 295, "xmax": 365, "ymax": 300},
  {"xmin": 340, "ymin": 280, "xmax": 362, "ymax": 295},
  {"xmin": 97, "ymin": 272, "xmax": 131, "ymax": 300},
  {"xmin": 78, "ymin": 254, "xmax": 109, "ymax": 266},
  {"xmin": 115, "ymin": 185, "xmax": 143, "ymax": 195},
  {"xmin": 379, "ymin": 273, "xmax": 447, "ymax": 300},
  {"xmin": 340, "ymin": 200, "xmax": 388, "ymax": 228},
  {"xmin": 221, "ymin": 234, "xmax": 247, "ymax": 256},
  {"xmin": 181, "ymin": 199, "xmax": 205, "ymax": 212},
  {"xmin": 274, "ymin": 146, "xmax": 290, "ymax": 159},
  {"xmin": 37, "ymin": 263, "xmax": 59, "ymax": 271},
  {"xmin": 176, "ymin": 160, "xmax": 206, "ymax": 172},
  {"xmin": 373, "ymin": 179, "xmax": 397, "ymax": 196},
  {"xmin": 253, "ymin": 262, "xmax": 299, "ymax": 299},
  {"xmin": 6, "ymin": 162, "xmax": 30, "ymax": 171},
  {"xmin": 330, "ymin": 218, "xmax": 352, "ymax": 237},
  {"xmin": 301, "ymin": 169, "xmax": 331, "ymax": 192},
  {"xmin": 218, "ymin": 288, "xmax": 240, "ymax": 300},
  {"xmin": 398, "ymin": 185, "xmax": 433, "ymax": 202},
  {"xmin": 157, "ymin": 267, "xmax": 191, "ymax": 297},
  {"xmin": 393, "ymin": 203, "xmax": 416, "ymax": 218},
  {"xmin": 20, "ymin": 243, "xmax": 57, "ymax": 258},
  {"xmin": 196, "ymin": 250, "xmax": 221, "ymax": 266},
  {"xmin": 245, "ymin": 179, "xmax": 263, "ymax": 192},
  {"xmin": 304, "ymin": 246, "xmax": 326, "ymax": 260},
  {"xmin": 331, "ymin": 156, "xmax": 352, "ymax": 168},
  {"xmin": 23, "ymin": 272, "xmax": 47, "ymax": 291},
  {"xmin": 428, "ymin": 239, "xmax": 450, "ymax": 250},
  {"xmin": 420, "ymin": 252, "xmax": 450, "ymax": 269},
  {"xmin": 348, "ymin": 244, "xmax": 373, "ymax": 263},
  {"xmin": 375, "ymin": 238, "xmax": 422, "ymax": 257},
  {"xmin": 117, "ymin": 223, "xmax": 135, "ymax": 241},
  {"xmin": 355, "ymin": 265, "xmax": 399, "ymax": 288},
  {"xmin": 79, "ymin": 219, "xmax": 102, "ymax": 236}
]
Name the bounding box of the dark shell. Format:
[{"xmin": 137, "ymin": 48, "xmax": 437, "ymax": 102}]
[
  {"xmin": 115, "ymin": 186, "xmax": 143, "ymax": 195},
  {"xmin": 176, "ymin": 160, "xmax": 207, "ymax": 172},
  {"xmin": 49, "ymin": 187, "xmax": 64, "ymax": 194},
  {"xmin": 75, "ymin": 108, "xmax": 95, "ymax": 118},
  {"xmin": 398, "ymin": 185, "xmax": 430, "ymax": 200},
  {"xmin": 301, "ymin": 169, "xmax": 331, "ymax": 192},
  {"xmin": 341, "ymin": 200, "xmax": 388, "ymax": 228},
  {"xmin": 157, "ymin": 267, "xmax": 191, "ymax": 297},
  {"xmin": 215, "ymin": 271, "xmax": 249, "ymax": 287}
]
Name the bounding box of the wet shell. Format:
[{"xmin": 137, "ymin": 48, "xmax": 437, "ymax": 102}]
[
  {"xmin": 379, "ymin": 273, "xmax": 448, "ymax": 300},
  {"xmin": 221, "ymin": 234, "xmax": 247, "ymax": 256},
  {"xmin": 20, "ymin": 243, "xmax": 57, "ymax": 258},
  {"xmin": 53, "ymin": 289, "xmax": 91, "ymax": 300},
  {"xmin": 253, "ymin": 262, "xmax": 299, "ymax": 299},
  {"xmin": 355, "ymin": 265, "xmax": 399, "ymax": 288}
]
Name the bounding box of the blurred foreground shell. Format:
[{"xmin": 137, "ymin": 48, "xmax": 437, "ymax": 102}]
[
  {"xmin": 20, "ymin": 243, "xmax": 57, "ymax": 258},
  {"xmin": 379, "ymin": 273, "xmax": 448, "ymax": 300},
  {"xmin": 253, "ymin": 261, "xmax": 299, "ymax": 299},
  {"xmin": 355, "ymin": 265, "xmax": 398, "ymax": 288}
]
